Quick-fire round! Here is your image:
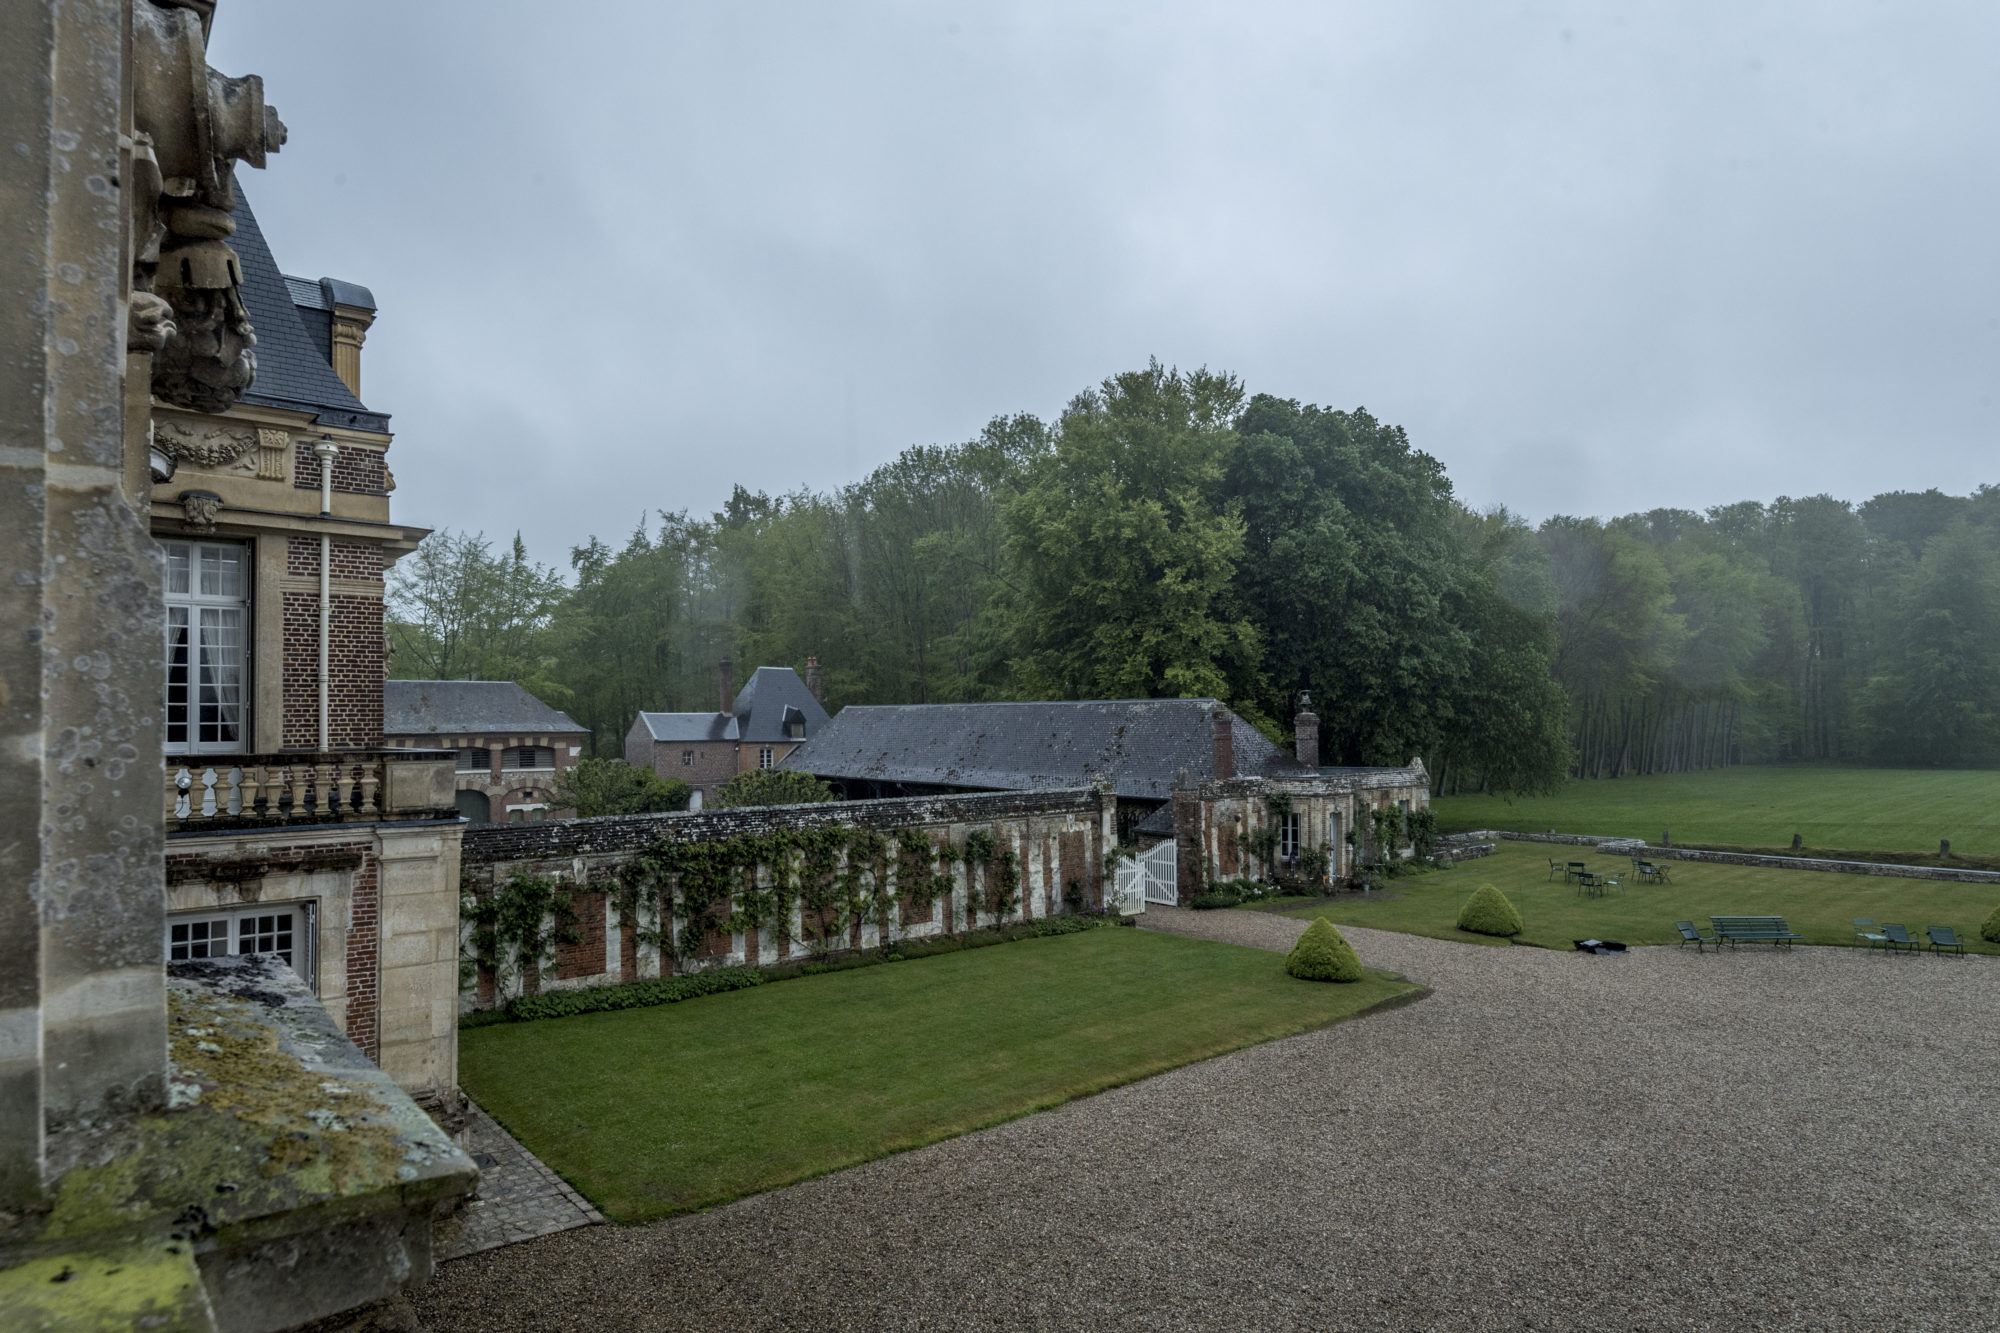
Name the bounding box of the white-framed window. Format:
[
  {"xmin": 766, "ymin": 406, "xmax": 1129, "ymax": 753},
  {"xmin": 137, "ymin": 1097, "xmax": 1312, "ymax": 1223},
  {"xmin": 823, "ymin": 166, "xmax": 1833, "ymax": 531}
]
[
  {"xmin": 167, "ymin": 903, "xmax": 316, "ymax": 988},
  {"xmin": 681, "ymin": 749, "xmax": 695, "ymax": 766},
  {"xmin": 163, "ymin": 539, "xmax": 249, "ymax": 754},
  {"xmin": 1329, "ymin": 812, "xmax": 1343, "ymax": 869},
  {"xmin": 1279, "ymin": 812, "xmax": 1301, "ymax": 863},
  {"xmin": 758, "ymin": 746, "xmax": 774, "ymax": 769}
]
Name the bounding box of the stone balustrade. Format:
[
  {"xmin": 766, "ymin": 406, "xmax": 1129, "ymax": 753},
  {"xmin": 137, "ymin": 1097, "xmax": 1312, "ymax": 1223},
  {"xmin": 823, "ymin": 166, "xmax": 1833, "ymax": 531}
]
[{"xmin": 167, "ymin": 748, "xmax": 458, "ymax": 828}]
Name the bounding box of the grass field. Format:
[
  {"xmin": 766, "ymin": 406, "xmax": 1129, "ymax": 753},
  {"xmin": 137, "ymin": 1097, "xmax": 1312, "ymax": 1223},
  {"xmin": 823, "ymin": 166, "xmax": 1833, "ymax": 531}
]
[
  {"xmin": 460, "ymin": 928, "xmax": 1418, "ymax": 1222},
  {"xmin": 1431, "ymin": 766, "xmax": 2000, "ymax": 857},
  {"xmin": 1276, "ymin": 842, "xmax": 2000, "ymax": 954}
]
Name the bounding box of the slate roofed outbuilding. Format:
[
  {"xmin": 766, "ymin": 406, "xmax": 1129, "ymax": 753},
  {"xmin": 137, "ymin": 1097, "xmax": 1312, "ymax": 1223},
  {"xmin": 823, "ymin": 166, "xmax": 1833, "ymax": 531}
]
[
  {"xmin": 778, "ymin": 699, "xmax": 1302, "ymax": 801},
  {"xmin": 229, "ymin": 177, "xmax": 389, "ymax": 434},
  {"xmin": 384, "ymin": 680, "xmax": 586, "ymax": 738},
  {"xmin": 632, "ymin": 666, "xmax": 831, "ymax": 745}
]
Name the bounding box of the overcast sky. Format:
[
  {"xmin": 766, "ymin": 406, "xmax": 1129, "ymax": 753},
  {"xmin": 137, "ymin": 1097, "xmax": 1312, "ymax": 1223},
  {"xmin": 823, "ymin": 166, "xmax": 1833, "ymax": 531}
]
[{"xmin": 211, "ymin": 1, "xmax": 1999, "ymax": 567}]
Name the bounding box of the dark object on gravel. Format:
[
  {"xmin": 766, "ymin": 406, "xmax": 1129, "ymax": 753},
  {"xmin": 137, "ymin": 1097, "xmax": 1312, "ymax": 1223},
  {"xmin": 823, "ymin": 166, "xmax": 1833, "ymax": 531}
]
[{"xmin": 1573, "ymin": 939, "xmax": 1627, "ymax": 956}]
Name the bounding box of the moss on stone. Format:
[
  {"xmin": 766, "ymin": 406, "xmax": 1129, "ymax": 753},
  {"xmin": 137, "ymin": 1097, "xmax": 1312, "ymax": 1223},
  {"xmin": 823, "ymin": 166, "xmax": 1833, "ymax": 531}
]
[
  {"xmin": 0, "ymin": 1240, "xmax": 212, "ymax": 1331},
  {"xmin": 1286, "ymin": 917, "xmax": 1363, "ymax": 982},
  {"xmin": 1456, "ymin": 884, "xmax": 1523, "ymax": 937}
]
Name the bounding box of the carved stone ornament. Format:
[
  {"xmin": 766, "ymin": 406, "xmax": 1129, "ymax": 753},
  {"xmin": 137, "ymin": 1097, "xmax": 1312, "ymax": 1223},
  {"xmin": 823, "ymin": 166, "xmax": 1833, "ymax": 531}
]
[
  {"xmin": 131, "ymin": 0, "xmax": 286, "ymax": 411},
  {"xmin": 256, "ymin": 426, "xmax": 290, "ymax": 480},
  {"xmin": 153, "ymin": 419, "xmax": 255, "ymax": 471},
  {"xmin": 178, "ymin": 490, "xmax": 224, "ymax": 533}
]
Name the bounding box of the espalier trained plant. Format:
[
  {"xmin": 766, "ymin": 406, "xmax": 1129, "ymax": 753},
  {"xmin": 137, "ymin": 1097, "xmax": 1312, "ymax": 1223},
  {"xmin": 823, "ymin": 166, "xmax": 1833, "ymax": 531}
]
[
  {"xmin": 1286, "ymin": 917, "xmax": 1363, "ymax": 982},
  {"xmin": 1456, "ymin": 883, "xmax": 1523, "ymax": 937}
]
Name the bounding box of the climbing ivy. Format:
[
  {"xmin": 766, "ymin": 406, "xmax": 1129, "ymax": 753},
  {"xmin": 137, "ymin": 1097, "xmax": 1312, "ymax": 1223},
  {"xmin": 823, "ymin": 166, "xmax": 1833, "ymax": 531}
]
[{"xmin": 463, "ymin": 872, "xmax": 583, "ymax": 995}]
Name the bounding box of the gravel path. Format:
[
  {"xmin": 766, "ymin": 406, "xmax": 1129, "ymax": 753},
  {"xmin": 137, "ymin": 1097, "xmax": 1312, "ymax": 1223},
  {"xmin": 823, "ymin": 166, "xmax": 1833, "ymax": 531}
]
[{"xmin": 414, "ymin": 913, "xmax": 2000, "ymax": 1332}]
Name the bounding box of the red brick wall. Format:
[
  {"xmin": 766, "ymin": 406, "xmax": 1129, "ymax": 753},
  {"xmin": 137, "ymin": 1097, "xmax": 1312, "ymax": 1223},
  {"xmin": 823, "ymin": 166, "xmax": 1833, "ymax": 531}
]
[
  {"xmin": 1060, "ymin": 831, "xmax": 1088, "ymax": 909},
  {"xmin": 283, "ymin": 538, "xmax": 386, "ymax": 749},
  {"xmin": 556, "ymin": 890, "xmax": 607, "ymax": 980},
  {"xmin": 346, "ymin": 853, "xmax": 380, "ymax": 1058},
  {"xmin": 293, "ymin": 439, "xmax": 388, "ymax": 495}
]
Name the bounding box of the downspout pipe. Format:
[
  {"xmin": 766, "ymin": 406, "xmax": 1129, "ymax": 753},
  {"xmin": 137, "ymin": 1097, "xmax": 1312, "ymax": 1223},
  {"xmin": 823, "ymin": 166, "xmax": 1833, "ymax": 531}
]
[{"xmin": 314, "ymin": 435, "xmax": 340, "ymax": 752}]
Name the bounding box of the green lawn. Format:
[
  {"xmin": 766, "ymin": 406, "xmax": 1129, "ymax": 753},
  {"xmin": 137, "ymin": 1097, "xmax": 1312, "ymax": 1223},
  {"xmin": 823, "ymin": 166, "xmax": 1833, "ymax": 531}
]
[
  {"xmin": 1432, "ymin": 766, "xmax": 2000, "ymax": 857},
  {"xmin": 1277, "ymin": 842, "xmax": 2000, "ymax": 954},
  {"xmin": 460, "ymin": 928, "xmax": 1418, "ymax": 1222}
]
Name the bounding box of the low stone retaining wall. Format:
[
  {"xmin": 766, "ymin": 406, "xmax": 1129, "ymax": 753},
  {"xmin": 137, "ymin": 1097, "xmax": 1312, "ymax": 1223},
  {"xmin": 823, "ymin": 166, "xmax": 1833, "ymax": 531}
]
[
  {"xmin": 1434, "ymin": 834, "xmax": 1497, "ymax": 862},
  {"xmin": 459, "ymin": 789, "xmax": 1117, "ymax": 1010},
  {"xmin": 1469, "ymin": 830, "xmax": 2000, "ymax": 887}
]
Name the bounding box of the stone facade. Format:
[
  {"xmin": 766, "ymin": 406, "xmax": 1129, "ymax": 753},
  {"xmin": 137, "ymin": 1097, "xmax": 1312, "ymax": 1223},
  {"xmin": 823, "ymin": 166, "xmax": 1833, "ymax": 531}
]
[
  {"xmin": 383, "ymin": 679, "xmax": 589, "ymax": 824},
  {"xmin": 1, "ymin": 5, "xmax": 476, "ymax": 1326},
  {"xmin": 1169, "ymin": 764, "xmax": 1431, "ymax": 905},
  {"xmin": 459, "ymin": 788, "xmax": 1118, "ymax": 1008}
]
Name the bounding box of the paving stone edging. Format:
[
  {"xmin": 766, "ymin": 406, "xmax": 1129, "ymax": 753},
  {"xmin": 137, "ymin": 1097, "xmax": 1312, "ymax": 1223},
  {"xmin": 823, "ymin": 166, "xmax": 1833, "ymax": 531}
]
[{"xmin": 1461, "ymin": 829, "xmax": 2000, "ymax": 886}]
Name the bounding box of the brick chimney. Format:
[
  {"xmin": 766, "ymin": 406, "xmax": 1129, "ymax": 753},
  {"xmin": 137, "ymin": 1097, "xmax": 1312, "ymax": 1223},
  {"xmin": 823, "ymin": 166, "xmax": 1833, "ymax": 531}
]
[
  {"xmin": 805, "ymin": 655, "xmax": 823, "ymax": 704},
  {"xmin": 1212, "ymin": 706, "xmax": 1234, "ymax": 780},
  {"xmin": 719, "ymin": 658, "xmax": 734, "ymax": 715},
  {"xmin": 1294, "ymin": 691, "xmax": 1320, "ymax": 769}
]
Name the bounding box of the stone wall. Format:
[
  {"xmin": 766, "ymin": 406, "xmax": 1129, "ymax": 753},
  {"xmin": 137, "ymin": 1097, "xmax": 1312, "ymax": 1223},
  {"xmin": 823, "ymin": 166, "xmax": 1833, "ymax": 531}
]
[
  {"xmin": 1172, "ymin": 768, "xmax": 1431, "ymax": 905},
  {"xmin": 460, "ymin": 788, "xmax": 1117, "ymax": 1008}
]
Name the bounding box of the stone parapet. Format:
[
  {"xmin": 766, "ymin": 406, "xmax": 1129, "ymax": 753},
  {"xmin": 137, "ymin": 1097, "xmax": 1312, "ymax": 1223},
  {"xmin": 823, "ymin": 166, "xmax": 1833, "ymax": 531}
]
[{"xmin": 1472, "ymin": 830, "xmax": 2000, "ymax": 885}]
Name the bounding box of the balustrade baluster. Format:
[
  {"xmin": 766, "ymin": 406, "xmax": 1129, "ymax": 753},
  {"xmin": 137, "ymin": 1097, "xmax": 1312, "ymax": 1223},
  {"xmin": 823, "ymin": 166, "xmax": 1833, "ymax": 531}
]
[
  {"xmin": 169, "ymin": 765, "xmax": 189, "ymax": 822},
  {"xmin": 358, "ymin": 760, "xmax": 380, "ymax": 815},
  {"xmin": 286, "ymin": 763, "xmax": 307, "ymax": 816},
  {"xmin": 239, "ymin": 764, "xmax": 264, "ymax": 819},
  {"xmin": 336, "ymin": 764, "xmax": 356, "ymax": 816},
  {"xmin": 197, "ymin": 767, "xmax": 218, "ymax": 819},
  {"xmin": 222, "ymin": 765, "xmax": 243, "ymax": 817},
  {"xmin": 313, "ymin": 762, "xmax": 335, "ymax": 816}
]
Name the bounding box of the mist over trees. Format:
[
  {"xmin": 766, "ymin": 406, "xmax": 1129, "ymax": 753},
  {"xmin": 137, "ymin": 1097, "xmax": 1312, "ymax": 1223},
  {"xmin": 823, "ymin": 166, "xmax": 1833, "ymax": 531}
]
[{"xmin": 387, "ymin": 363, "xmax": 2000, "ymax": 793}]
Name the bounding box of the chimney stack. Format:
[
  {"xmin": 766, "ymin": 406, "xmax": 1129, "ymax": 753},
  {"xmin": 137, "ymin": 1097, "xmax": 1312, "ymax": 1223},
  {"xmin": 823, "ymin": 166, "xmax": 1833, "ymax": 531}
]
[
  {"xmin": 1294, "ymin": 691, "xmax": 1320, "ymax": 769},
  {"xmin": 719, "ymin": 658, "xmax": 734, "ymax": 715},
  {"xmin": 1212, "ymin": 707, "xmax": 1235, "ymax": 780},
  {"xmin": 805, "ymin": 655, "xmax": 823, "ymax": 704}
]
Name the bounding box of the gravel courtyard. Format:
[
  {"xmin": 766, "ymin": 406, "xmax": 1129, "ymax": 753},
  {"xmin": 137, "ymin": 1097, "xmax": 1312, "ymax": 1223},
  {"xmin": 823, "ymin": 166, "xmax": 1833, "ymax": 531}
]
[{"xmin": 415, "ymin": 913, "xmax": 1999, "ymax": 1332}]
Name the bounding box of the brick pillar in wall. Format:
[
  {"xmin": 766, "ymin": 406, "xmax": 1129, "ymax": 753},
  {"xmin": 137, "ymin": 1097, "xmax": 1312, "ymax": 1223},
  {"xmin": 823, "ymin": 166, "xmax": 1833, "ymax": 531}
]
[{"xmin": 344, "ymin": 852, "xmax": 381, "ymax": 1059}]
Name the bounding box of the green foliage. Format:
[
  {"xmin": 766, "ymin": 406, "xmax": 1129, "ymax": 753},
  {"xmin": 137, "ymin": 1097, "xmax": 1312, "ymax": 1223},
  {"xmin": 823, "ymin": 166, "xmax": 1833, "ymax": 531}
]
[
  {"xmin": 1001, "ymin": 361, "xmax": 1261, "ymax": 702},
  {"xmin": 712, "ymin": 768, "xmax": 837, "ymax": 809},
  {"xmin": 553, "ymin": 758, "xmax": 691, "ymax": 817},
  {"xmin": 506, "ymin": 967, "xmax": 765, "ymax": 1022},
  {"xmin": 1407, "ymin": 807, "xmax": 1438, "ymax": 861},
  {"xmin": 1982, "ymin": 901, "xmax": 2000, "ymax": 945},
  {"xmin": 1456, "ymin": 883, "xmax": 1523, "ymax": 937},
  {"xmin": 1286, "ymin": 917, "xmax": 1363, "ymax": 982},
  {"xmin": 1191, "ymin": 878, "xmax": 1288, "ymax": 909},
  {"xmin": 386, "ymin": 529, "xmax": 566, "ymax": 689},
  {"xmin": 463, "ymin": 873, "xmax": 584, "ymax": 992}
]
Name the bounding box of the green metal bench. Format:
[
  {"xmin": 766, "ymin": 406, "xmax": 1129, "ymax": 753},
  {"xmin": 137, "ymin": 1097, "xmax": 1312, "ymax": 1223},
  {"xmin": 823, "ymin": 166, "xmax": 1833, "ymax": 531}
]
[{"xmin": 1710, "ymin": 915, "xmax": 1803, "ymax": 949}]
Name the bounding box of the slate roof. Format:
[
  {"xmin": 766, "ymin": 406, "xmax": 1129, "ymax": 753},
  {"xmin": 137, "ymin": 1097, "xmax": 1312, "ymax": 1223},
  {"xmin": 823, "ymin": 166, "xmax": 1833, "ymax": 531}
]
[
  {"xmin": 384, "ymin": 681, "xmax": 585, "ymax": 737},
  {"xmin": 230, "ymin": 178, "xmax": 389, "ymax": 433},
  {"xmin": 633, "ymin": 666, "xmax": 832, "ymax": 745},
  {"xmin": 778, "ymin": 699, "xmax": 1303, "ymax": 801}
]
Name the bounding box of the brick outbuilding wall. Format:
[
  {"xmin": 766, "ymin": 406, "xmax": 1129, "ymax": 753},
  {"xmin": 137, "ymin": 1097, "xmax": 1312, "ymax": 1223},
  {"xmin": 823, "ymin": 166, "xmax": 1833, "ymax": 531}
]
[{"xmin": 282, "ymin": 537, "xmax": 386, "ymax": 749}]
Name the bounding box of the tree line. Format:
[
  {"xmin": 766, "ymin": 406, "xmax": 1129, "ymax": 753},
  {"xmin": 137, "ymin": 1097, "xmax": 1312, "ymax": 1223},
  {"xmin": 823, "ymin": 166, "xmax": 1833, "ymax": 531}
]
[{"xmin": 387, "ymin": 362, "xmax": 2000, "ymax": 792}]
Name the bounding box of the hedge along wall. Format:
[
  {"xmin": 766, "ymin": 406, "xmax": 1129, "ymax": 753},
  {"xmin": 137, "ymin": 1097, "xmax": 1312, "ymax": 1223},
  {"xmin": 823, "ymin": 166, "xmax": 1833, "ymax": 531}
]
[{"xmin": 457, "ymin": 788, "xmax": 1118, "ymax": 1011}]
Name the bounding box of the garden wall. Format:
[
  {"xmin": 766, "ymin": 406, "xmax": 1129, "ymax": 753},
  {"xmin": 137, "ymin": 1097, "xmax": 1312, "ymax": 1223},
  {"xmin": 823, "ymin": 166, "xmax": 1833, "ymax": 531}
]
[
  {"xmin": 1476, "ymin": 830, "xmax": 2000, "ymax": 886},
  {"xmin": 459, "ymin": 788, "xmax": 1118, "ymax": 1010}
]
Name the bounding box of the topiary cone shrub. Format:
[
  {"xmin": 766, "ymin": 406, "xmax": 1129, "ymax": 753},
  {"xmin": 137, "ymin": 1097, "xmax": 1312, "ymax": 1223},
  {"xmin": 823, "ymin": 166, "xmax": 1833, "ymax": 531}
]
[
  {"xmin": 1982, "ymin": 901, "xmax": 2000, "ymax": 945},
  {"xmin": 1457, "ymin": 884, "xmax": 1523, "ymax": 937},
  {"xmin": 1287, "ymin": 917, "xmax": 1363, "ymax": 982}
]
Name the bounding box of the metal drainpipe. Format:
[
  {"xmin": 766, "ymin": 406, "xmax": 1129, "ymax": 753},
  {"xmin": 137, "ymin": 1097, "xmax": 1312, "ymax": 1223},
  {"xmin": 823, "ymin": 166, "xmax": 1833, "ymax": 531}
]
[{"xmin": 314, "ymin": 434, "xmax": 340, "ymax": 752}]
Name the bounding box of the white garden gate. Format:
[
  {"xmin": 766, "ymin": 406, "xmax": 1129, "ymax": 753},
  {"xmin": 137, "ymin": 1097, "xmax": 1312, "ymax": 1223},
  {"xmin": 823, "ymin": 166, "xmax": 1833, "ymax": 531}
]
[{"xmin": 1112, "ymin": 841, "xmax": 1179, "ymax": 910}]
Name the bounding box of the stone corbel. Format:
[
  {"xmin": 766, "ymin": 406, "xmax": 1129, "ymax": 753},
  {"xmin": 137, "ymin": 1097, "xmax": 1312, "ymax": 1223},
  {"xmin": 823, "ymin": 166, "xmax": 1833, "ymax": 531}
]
[
  {"xmin": 178, "ymin": 490, "xmax": 224, "ymax": 533},
  {"xmin": 131, "ymin": 0, "xmax": 286, "ymax": 411},
  {"xmin": 256, "ymin": 427, "xmax": 290, "ymax": 481}
]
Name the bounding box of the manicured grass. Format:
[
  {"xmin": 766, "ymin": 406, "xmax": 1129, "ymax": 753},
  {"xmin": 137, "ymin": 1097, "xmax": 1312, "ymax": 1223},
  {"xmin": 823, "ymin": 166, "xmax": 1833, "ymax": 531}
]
[
  {"xmin": 460, "ymin": 928, "xmax": 1418, "ymax": 1222},
  {"xmin": 1432, "ymin": 766, "xmax": 2000, "ymax": 857},
  {"xmin": 1276, "ymin": 842, "xmax": 2000, "ymax": 954}
]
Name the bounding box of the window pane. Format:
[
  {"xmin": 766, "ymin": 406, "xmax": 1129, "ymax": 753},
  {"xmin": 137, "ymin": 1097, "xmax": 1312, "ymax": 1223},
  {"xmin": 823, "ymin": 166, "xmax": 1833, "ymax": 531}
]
[
  {"xmin": 197, "ymin": 608, "xmax": 244, "ymax": 746},
  {"xmin": 237, "ymin": 911, "xmax": 294, "ymax": 968},
  {"xmin": 169, "ymin": 918, "xmax": 229, "ymax": 961},
  {"xmin": 166, "ymin": 607, "xmax": 190, "ymax": 747},
  {"xmin": 164, "ymin": 542, "xmax": 190, "ymax": 595},
  {"xmin": 198, "ymin": 543, "xmax": 243, "ymax": 599}
]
